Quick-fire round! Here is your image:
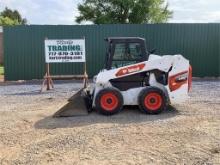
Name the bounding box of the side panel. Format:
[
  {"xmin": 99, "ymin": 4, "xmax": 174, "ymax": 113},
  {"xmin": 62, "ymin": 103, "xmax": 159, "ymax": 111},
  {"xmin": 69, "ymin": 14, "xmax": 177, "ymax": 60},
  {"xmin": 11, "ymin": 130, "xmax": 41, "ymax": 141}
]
[
  {"xmin": 121, "ymin": 87, "xmax": 145, "ymax": 105},
  {"xmin": 95, "ymin": 55, "xmax": 174, "ymax": 85},
  {"xmin": 167, "ymin": 55, "xmax": 190, "ymax": 104}
]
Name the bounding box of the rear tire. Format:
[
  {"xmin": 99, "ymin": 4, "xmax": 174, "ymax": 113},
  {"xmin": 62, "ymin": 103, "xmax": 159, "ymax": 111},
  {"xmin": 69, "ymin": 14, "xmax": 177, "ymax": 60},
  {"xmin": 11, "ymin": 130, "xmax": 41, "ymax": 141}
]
[
  {"xmin": 95, "ymin": 88, "xmax": 123, "ymax": 115},
  {"xmin": 138, "ymin": 87, "xmax": 166, "ymax": 114}
]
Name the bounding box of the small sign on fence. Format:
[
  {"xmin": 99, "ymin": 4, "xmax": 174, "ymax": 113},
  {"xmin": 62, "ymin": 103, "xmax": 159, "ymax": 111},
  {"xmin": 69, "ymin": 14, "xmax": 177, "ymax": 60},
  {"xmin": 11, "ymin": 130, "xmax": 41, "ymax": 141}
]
[{"xmin": 45, "ymin": 39, "xmax": 86, "ymax": 63}]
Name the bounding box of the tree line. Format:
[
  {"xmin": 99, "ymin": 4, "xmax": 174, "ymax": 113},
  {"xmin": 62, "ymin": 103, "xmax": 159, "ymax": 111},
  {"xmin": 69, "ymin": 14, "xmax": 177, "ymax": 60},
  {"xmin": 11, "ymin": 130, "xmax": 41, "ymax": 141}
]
[
  {"xmin": 0, "ymin": 7, "xmax": 27, "ymax": 26},
  {"xmin": 0, "ymin": 0, "xmax": 172, "ymax": 25}
]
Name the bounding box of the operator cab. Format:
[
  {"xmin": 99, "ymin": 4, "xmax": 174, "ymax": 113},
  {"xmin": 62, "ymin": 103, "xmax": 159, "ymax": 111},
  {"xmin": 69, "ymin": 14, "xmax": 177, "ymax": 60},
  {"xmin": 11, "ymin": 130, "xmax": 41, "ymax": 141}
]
[{"xmin": 105, "ymin": 37, "xmax": 149, "ymax": 70}]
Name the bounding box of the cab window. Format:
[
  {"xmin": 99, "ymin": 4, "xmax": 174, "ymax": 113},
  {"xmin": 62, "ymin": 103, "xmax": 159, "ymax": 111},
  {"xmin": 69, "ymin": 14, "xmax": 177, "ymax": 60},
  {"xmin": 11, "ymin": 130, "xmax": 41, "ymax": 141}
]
[
  {"xmin": 113, "ymin": 43, "xmax": 126, "ymax": 60},
  {"xmin": 112, "ymin": 42, "xmax": 142, "ymax": 68},
  {"xmin": 128, "ymin": 43, "xmax": 142, "ymax": 60}
]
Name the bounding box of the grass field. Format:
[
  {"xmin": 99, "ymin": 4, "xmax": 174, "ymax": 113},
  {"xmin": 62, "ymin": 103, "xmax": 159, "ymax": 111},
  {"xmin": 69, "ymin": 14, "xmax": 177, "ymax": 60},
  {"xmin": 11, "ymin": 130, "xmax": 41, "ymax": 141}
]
[{"xmin": 0, "ymin": 66, "xmax": 4, "ymax": 75}]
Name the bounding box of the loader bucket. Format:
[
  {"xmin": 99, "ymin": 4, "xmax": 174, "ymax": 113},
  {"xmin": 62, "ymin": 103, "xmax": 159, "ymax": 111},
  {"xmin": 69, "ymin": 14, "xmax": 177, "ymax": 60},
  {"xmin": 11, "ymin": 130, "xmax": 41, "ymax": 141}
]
[{"xmin": 53, "ymin": 88, "xmax": 89, "ymax": 117}]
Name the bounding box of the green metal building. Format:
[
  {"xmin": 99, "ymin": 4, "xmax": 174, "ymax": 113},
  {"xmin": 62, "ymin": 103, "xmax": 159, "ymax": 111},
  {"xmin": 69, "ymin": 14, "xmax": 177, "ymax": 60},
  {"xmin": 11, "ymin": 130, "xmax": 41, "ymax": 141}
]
[{"xmin": 3, "ymin": 24, "xmax": 220, "ymax": 81}]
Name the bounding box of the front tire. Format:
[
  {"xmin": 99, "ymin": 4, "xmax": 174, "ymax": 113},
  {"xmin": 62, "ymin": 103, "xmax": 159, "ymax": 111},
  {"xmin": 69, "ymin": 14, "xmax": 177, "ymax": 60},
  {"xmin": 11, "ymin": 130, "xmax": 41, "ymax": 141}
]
[
  {"xmin": 138, "ymin": 87, "xmax": 166, "ymax": 114},
  {"xmin": 95, "ymin": 88, "xmax": 123, "ymax": 115}
]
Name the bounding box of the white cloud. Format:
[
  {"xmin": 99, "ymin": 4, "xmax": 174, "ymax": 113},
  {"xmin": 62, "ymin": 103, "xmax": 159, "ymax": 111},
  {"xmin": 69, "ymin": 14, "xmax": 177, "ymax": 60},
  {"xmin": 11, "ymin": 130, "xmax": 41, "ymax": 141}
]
[
  {"xmin": 167, "ymin": 0, "xmax": 220, "ymax": 23},
  {"xmin": 0, "ymin": 0, "xmax": 81, "ymax": 25}
]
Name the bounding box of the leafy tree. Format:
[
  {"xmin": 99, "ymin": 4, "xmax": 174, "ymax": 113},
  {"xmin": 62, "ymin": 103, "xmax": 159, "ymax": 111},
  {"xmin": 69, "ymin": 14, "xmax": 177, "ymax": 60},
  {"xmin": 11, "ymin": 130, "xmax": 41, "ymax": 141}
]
[
  {"xmin": 0, "ymin": 16, "xmax": 20, "ymax": 26},
  {"xmin": 0, "ymin": 7, "xmax": 27, "ymax": 25},
  {"xmin": 76, "ymin": 0, "xmax": 172, "ymax": 24}
]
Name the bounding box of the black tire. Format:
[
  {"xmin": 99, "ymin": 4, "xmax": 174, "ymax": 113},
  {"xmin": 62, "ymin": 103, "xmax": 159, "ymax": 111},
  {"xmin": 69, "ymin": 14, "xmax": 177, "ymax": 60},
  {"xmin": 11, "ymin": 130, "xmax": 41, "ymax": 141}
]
[
  {"xmin": 95, "ymin": 88, "xmax": 123, "ymax": 115},
  {"xmin": 138, "ymin": 87, "xmax": 166, "ymax": 114}
]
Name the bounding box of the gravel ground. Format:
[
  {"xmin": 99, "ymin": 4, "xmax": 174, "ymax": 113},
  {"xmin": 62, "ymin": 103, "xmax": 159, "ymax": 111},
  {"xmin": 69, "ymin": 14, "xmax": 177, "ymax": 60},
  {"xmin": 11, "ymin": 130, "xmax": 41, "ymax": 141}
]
[{"xmin": 0, "ymin": 80, "xmax": 220, "ymax": 165}]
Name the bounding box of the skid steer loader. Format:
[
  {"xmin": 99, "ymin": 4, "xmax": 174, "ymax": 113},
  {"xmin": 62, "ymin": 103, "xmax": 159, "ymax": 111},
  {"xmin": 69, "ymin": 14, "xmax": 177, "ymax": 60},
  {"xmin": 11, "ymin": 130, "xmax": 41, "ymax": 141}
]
[{"xmin": 54, "ymin": 37, "xmax": 192, "ymax": 117}]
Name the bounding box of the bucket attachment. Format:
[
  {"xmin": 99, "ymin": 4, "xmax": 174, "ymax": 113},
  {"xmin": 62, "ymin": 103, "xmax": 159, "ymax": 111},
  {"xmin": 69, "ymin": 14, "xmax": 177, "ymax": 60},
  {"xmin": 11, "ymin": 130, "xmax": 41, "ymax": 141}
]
[
  {"xmin": 53, "ymin": 88, "xmax": 91, "ymax": 117},
  {"xmin": 53, "ymin": 65, "xmax": 91, "ymax": 117}
]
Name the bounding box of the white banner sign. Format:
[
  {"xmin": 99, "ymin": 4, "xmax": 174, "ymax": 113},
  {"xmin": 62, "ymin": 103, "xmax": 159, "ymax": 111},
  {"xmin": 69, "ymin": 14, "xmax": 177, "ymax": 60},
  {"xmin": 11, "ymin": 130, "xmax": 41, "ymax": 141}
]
[{"xmin": 45, "ymin": 39, "xmax": 85, "ymax": 63}]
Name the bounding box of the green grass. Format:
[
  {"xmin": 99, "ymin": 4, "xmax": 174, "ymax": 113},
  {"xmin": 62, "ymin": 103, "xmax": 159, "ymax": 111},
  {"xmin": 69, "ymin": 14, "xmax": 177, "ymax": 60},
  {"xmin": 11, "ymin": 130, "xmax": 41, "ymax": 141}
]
[{"xmin": 0, "ymin": 66, "xmax": 4, "ymax": 75}]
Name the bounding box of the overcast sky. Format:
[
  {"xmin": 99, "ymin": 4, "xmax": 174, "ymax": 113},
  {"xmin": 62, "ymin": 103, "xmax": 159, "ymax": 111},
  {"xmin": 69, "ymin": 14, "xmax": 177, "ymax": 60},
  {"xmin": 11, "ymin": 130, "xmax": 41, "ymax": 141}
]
[{"xmin": 0, "ymin": 0, "xmax": 220, "ymax": 24}]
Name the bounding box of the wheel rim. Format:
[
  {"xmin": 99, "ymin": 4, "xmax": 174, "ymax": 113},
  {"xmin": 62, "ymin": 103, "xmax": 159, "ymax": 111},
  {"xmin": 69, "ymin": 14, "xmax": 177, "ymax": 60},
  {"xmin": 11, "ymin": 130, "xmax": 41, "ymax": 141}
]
[
  {"xmin": 100, "ymin": 93, "xmax": 119, "ymax": 111},
  {"xmin": 144, "ymin": 92, "xmax": 162, "ymax": 111}
]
